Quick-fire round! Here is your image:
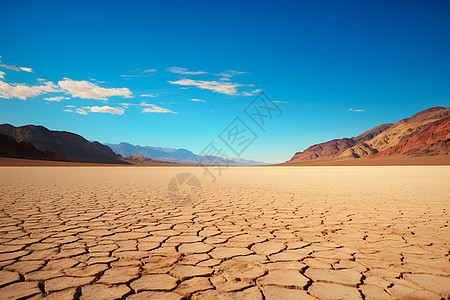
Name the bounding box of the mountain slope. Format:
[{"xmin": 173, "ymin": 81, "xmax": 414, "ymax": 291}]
[
  {"xmin": 288, "ymin": 123, "xmax": 394, "ymax": 162},
  {"xmin": 360, "ymin": 107, "xmax": 449, "ymax": 156},
  {"xmin": 370, "ymin": 117, "xmax": 450, "ymax": 158},
  {"xmin": 352, "ymin": 123, "xmax": 393, "ymax": 143},
  {"xmin": 0, "ymin": 133, "xmax": 69, "ymax": 161},
  {"xmin": 289, "ymin": 138, "xmax": 356, "ymax": 162},
  {"xmin": 287, "ymin": 107, "xmax": 450, "ymax": 164},
  {"xmin": 0, "ymin": 124, "xmax": 128, "ymax": 164}
]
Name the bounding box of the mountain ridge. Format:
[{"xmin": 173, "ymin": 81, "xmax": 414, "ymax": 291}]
[
  {"xmin": 287, "ymin": 107, "xmax": 450, "ymax": 164},
  {"xmin": 0, "ymin": 124, "xmax": 128, "ymax": 164}
]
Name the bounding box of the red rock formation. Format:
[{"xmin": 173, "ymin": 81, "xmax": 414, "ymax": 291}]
[
  {"xmin": 287, "ymin": 107, "xmax": 450, "ymax": 164},
  {"xmin": 369, "ymin": 117, "xmax": 450, "ymax": 158},
  {"xmin": 288, "ymin": 138, "xmax": 356, "ymax": 162}
]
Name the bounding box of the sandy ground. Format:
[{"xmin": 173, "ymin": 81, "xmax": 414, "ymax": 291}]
[{"xmin": 0, "ymin": 166, "xmax": 449, "ymax": 300}]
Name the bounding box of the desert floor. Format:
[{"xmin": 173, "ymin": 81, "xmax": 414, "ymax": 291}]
[{"xmin": 0, "ymin": 166, "xmax": 449, "ymax": 300}]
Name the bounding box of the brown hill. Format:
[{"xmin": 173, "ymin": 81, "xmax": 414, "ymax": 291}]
[
  {"xmin": 360, "ymin": 107, "xmax": 449, "ymax": 156},
  {"xmin": 289, "ymin": 138, "xmax": 356, "ymax": 162},
  {"xmin": 287, "ymin": 107, "xmax": 450, "ymax": 164},
  {"xmin": 0, "ymin": 133, "xmax": 69, "ymax": 161},
  {"xmin": 0, "ymin": 124, "xmax": 128, "ymax": 164},
  {"xmin": 288, "ymin": 123, "xmax": 393, "ymax": 162},
  {"xmin": 370, "ymin": 117, "xmax": 450, "ymax": 158},
  {"xmin": 352, "ymin": 123, "xmax": 393, "ymax": 143}
]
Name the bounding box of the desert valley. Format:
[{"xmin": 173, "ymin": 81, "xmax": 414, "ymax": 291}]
[
  {"xmin": 0, "ymin": 106, "xmax": 449, "ymax": 299},
  {"xmin": 1, "ymin": 1, "xmax": 450, "ymax": 299},
  {"xmin": 0, "ymin": 166, "xmax": 449, "ymax": 300}
]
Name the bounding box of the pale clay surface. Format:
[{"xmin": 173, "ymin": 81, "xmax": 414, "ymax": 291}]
[{"xmin": 0, "ymin": 166, "xmax": 449, "ymax": 299}]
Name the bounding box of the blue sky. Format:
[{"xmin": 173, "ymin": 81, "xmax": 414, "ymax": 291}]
[{"xmin": 1, "ymin": 0, "xmax": 449, "ymax": 163}]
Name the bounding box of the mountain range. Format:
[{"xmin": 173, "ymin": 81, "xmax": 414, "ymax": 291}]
[
  {"xmin": 1, "ymin": 106, "xmax": 449, "ymax": 165},
  {"xmin": 105, "ymin": 142, "xmax": 269, "ymax": 166},
  {"xmin": 0, "ymin": 124, "xmax": 268, "ymax": 165},
  {"xmin": 286, "ymin": 107, "xmax": 450, "ymax": 164}
]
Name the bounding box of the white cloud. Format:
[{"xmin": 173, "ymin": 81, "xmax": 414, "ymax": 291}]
[
  {"xmin": 20, "ymin": 67, "xmax": 33, "ymax": 73},
  {"xmin": 169, "ymin": 79, "xmax": 242, "ymax": 95},
  {"xmin": 189, "ymin": 98, "xmax": 206, "ymax": 103},
  {"xmin": 0, "ymin": 56, "xmax": 33, "ymax": 72},
  {"xmin": 167, "ymin": 67, "xmax": 206, "ymax": 75},
  {"xmin": 66, "ymin": 105, "xmax": 76, "ymax": 108},
  {"xmin": 119, "ymin": 102, "xmax": 137, "ymax": 108},
  {"xmin": 141, "ymin": 104, "xmax": 176, "ymax": 114},
  {"xmin": 43, "ymin": 96, "xmax": 70, "ymax": 102},
  {"xmin": 0, "ymin": 81, "xmax": 59, "ymax": 100},
  {"xmin": 141, "ymin": 94, "xmax": 156, "ymax": 97},
  {"xmin": 0, "ymin": 71, "xmax": 5, "ymax": 79},
  {"xmin": 75, "ymin": 108, "xmax": 87, "ymax": 115},
  {"xmin": 216, "ymin": 70, "xmax": 247, "ymax": 78},
  {"xmin": 349, "ymin": 108, "xmax": 365, "ymax": 112},
  {"xmin": 63, "ymin": 109, "xmax": 73, "ymax": 112},
  {"xmin": 273, "ymin": 100, "xmax": 288, "ymax": 104},
  {"xmin": 58, "ymin": 78, "xmax": 132, "ymax": 100},
  {"xmin": 0, "ymin": 63, "xmax": 33, "ymax": 73},
  {"xmin": 120, "ymin": 68, "xmax": 157, "ymax": 78},
  {"xmin": 242, "ymin": 89, "xmax": 262, "ymax": 96},
  {"xmin": 84, "ymin": 106, "xmax": 125, "ymax": 115}
]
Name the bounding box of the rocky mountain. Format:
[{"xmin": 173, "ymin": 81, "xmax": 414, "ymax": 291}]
[
  {"xmin": 287, "ymin": 107, "xmax": 450, "ymax": 164},
  {"xmin": 352, "ymin": 123, "xmax": 393, "ymax": 143},
  {"xmin": 0, "ymin": 133, "xmax": 69, "ymax": 161},
  {"xmin": 0, "ymin": 124, "xmax": 128, "ymax": 164},
  {"xmin": 370, "ymin": 117, "xmax": 450, "ymax": 158},
  {"xmin": 358, "ymin": 107, "xmax": 449, "ymax": 155},
  {"xmin": 288, "ymin": 138, "xmax": 356, "ymax": 162},
  {"xmin": 288, "ymin": 123, "xmax": 394, "ymax": 162},
  {"xmin": 106, "ymin": 142, "xmax": 269, "ymax": 166}
]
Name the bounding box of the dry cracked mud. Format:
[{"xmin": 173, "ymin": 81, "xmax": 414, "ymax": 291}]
[{"xmin": 0, "ymin": 166, "xmax": 449, "ymax": 299}]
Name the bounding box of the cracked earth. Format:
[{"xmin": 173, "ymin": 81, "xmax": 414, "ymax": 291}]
[{"xmin": 0, "ymin": 166, "xmax": 449, "ymax": 299}]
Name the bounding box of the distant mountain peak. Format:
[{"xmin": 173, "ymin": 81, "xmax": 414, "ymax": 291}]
[{"xmin": 106, "ymin": 142, "xmax": 269, "ymax": 165}]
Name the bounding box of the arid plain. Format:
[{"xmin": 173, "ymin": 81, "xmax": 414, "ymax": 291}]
[{"xmin": 0, "ymin": 166, "xmax": 449, "ymax": 300}]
